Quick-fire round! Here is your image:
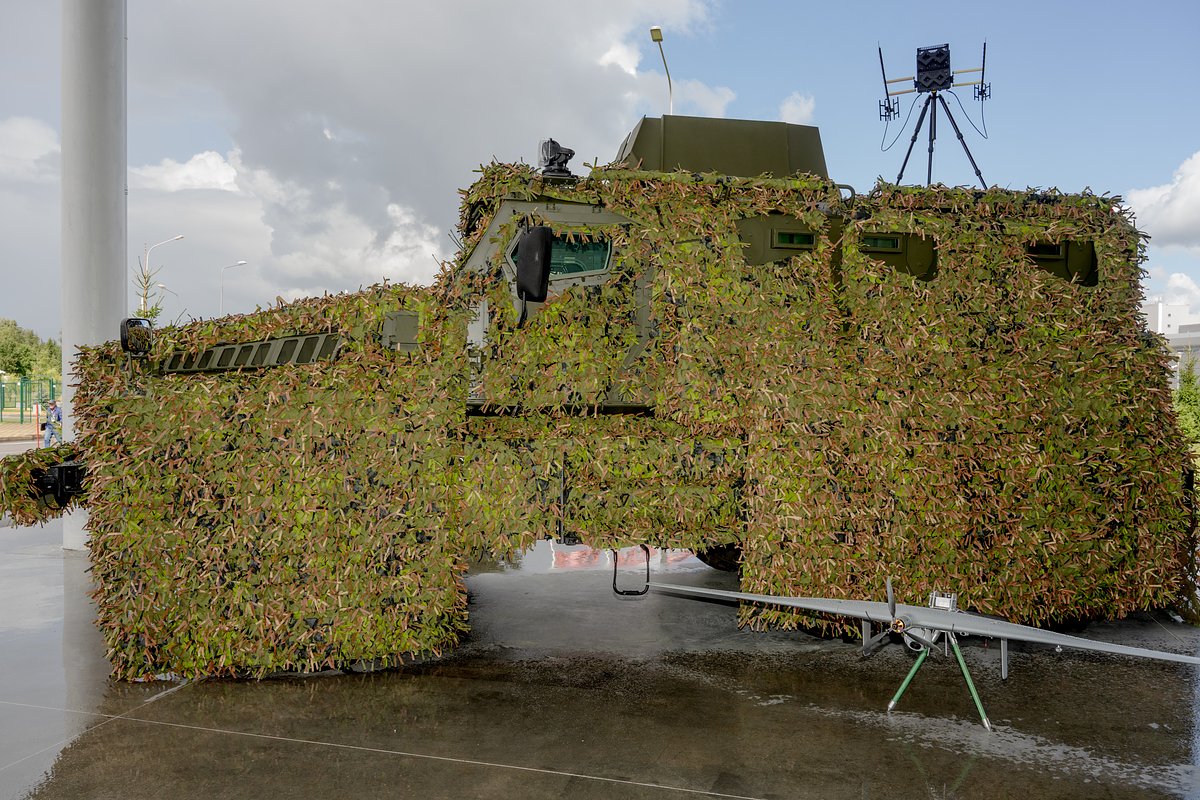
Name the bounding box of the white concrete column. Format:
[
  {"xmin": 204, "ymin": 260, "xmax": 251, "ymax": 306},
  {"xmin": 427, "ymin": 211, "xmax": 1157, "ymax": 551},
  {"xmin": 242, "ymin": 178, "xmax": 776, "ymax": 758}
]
[{"xmin": 61, "ymin": 0, "xmax": 127, "ymax": 550}]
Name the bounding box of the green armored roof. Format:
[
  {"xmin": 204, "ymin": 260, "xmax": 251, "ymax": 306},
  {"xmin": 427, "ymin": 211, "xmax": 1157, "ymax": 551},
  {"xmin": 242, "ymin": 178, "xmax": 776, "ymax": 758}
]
[{"xmin": 613, "ymin": 114, "xmax": 829, "ymax": 179}]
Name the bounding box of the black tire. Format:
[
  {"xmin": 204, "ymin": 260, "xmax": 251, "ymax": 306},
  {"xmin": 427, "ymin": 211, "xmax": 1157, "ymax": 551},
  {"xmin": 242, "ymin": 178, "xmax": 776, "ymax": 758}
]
[{"xmin": 693, "ymin": 543, "xmax": 741, "ymax": 572}]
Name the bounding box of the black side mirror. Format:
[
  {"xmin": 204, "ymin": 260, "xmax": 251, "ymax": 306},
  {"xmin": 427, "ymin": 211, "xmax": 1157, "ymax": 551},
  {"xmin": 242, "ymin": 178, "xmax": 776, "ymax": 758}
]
[
  {"xmin": 31, "ymin": 461, "xmax": 86, "ymax": 508},
  {"xmin": 120, "ymin": 318, "xmax": 154, "ymax": 356},
  {"xmin": 515, "ymin": 226, "xmax": 553, "ymax": 303}
]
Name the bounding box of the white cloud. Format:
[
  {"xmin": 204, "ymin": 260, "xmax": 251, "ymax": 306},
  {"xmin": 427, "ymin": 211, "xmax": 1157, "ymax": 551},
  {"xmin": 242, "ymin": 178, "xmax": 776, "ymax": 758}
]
[
  {"xmin": 0, "ymin": 163, "xmax": 59, "ymax": 341},
  {"xmin": 1128, "ymin": 151, "xmax": 1200, "ymax": 250},
  {"xmin": 678, "ymin": 80, "xmax": 736, "ymax": 118},
  {"xmin": 0, "ymin": 117, "xmax": 61, "ymax": 340},
  {"xmin": 0, "ymin": 2, "xmax": 734, "ymax": 336},
  {"xmin": 0, "ymin": 116, "xmax": 59, "ymax": 182},
  {"xmin": 228, "ymin": 150, "xmax": 293, "ymax": 207},
  {"xmin": 124, "ymin": 146, "xmax": 447, "ymax": 320},
  {"xmin": 779, "ymin": 92, "xmax": 816, "ymax": 125},
  {"xmin": 599, "ymin": 41, "xmax": 641, "ymax": 75},
  {"xmin": 114, "ymin": 1, "xmax": 734, "ymax": 320},
  {"xmin": 270, "ymin": 200, "xmax": 442, "ymax": 297},
  {"xmin": 1139, "ymin": 251, "xmax": 1200, "ymax": 324},
  {"xmin": 130, "ymin": 151, "xmax": 240, "ymax": 193},
  {"xmin": 124, "ymin": 2, "xmax": 725, "ymax": 231},
  {"xmin": 1164, "ymin": 272, "xmax": 1200, "ymax": 307}
]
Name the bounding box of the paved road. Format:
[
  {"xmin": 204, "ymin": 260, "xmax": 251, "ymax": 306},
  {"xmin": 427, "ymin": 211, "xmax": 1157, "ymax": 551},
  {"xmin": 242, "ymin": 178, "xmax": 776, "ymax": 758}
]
[
  {"xmin": 0, "ymin": 440, "xmax": 37, "ymax": 458},
  {"xmin": 3, "ymin": 533, "xmax": 1200, "ymax": 799}
]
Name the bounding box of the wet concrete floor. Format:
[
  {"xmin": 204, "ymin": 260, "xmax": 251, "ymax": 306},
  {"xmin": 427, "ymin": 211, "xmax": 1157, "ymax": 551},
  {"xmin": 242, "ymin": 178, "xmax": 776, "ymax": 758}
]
[{"xmin": 3, "ymin": 520, "xmax": 1200, "ymax": 799}]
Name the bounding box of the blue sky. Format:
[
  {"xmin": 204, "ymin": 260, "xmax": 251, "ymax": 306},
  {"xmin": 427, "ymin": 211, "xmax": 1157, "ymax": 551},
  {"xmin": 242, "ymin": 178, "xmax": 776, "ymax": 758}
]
[{"xmin": 2, "ymin": 1, "xmax": 1198, "ymax": 342}]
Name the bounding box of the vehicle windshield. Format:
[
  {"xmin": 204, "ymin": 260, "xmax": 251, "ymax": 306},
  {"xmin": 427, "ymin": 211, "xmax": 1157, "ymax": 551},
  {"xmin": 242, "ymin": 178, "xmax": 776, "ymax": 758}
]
[{"xmin": 511, "ymin": 234, "xmax": 611, "ymax": 277}]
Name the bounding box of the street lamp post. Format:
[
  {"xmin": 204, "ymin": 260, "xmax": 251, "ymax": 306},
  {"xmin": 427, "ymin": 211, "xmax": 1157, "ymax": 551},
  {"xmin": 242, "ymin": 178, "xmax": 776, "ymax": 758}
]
[
  {"xmin": 138, "ymin": 234, "xmax": 184, "ymax": 314},
  {"xmin": 155, "ymin": 282, "xmax": 178, "ymax": 321},
  {"xmin": 219, "ymin": 260, "xmax": 248, "ymax": 316},
  {"xmin": 650, "ymin": 26, "xmax": 673, "ymax": 115}
]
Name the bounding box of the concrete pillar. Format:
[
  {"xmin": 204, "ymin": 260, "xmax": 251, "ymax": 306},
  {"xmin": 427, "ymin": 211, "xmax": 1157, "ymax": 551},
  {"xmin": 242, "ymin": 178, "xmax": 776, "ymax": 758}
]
[{"xmin": 61, "ymin": 0, "xmax": 127, "ymax": 550}]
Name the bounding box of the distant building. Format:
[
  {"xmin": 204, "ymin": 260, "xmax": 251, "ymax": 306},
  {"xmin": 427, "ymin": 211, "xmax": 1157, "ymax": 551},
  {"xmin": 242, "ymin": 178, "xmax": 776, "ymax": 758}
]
[
  {"xmin": 1142, "ymin": 301, "xmax": 1198, "ymax": 388},
  {"xmin": 1142, "ymin": 300, "xmax": 1196, "ymax": 335},
  {"xmin": 1142, "ymin": 302, "xmax": 1200, "ymax": 388}
]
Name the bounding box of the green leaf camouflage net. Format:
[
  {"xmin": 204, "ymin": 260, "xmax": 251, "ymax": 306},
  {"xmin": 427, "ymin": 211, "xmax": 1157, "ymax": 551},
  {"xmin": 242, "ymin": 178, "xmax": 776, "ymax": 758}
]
[{"xmin": 3, "ymin": 159, "xmax": 1193, "ymax": 679}]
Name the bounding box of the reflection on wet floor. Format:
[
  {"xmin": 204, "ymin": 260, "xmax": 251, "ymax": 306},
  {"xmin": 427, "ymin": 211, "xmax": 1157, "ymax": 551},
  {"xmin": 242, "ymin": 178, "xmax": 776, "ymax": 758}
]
[
  {"xmin": 470, "ymin": 541, "xmax": 701, "ymax": 574},
  {"xmin": 4, "ymin": 533, "xmax": 1200, "ymax": 799}
]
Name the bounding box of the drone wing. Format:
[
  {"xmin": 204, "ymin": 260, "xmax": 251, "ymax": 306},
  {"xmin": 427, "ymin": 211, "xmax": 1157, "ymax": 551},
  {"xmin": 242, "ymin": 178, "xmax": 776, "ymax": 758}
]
[
  {"xmin": 649, "ymin": 582, "xmax": 895, "ymax": 624},
  {"xmin": 906, "ymin": 605, "xmax": 1200, "ymax": 666},
  {"xmin": 649, "ymin": 582, "xmax": 1200, "ymax": 667}
]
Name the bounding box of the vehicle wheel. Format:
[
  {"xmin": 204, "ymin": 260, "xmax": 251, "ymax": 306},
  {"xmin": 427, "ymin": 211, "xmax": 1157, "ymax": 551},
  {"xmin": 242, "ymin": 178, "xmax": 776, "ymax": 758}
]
[{"xmin": 693, "ymin": 543, "xmax": 741, "ymax": 572}]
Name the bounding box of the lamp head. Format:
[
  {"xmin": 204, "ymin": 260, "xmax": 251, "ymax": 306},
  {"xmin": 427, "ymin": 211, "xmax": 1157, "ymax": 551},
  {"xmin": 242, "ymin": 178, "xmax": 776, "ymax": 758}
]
[{"xmin": 650, "ymin": 26, "xmax": 663, "ymax": 43}]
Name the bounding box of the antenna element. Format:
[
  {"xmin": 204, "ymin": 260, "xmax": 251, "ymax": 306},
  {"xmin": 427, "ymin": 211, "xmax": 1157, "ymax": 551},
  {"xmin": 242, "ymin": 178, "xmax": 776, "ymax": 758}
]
[{"xmin": 877, "ymin": 42, "xmax": 991, "ymax": 188}]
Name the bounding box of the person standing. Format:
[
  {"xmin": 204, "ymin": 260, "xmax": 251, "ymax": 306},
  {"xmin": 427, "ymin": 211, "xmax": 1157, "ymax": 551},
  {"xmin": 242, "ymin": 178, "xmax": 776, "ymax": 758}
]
[{"xmin": 42, "ymin": 398, "xmax": 63, "ymax": 447}]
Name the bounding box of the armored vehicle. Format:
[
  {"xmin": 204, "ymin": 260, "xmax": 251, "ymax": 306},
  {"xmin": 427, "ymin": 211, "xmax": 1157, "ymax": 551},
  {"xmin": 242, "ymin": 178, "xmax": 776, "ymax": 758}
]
[{"xmin": 3, "ymin": 115, "xmax": 1191, "ymax": 679}]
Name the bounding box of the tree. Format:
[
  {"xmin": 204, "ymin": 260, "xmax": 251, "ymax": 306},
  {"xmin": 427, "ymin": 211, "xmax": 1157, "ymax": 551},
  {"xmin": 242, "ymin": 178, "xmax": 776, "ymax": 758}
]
[
  {"xmin": 30, "ymin": 338, "xmax": 61, "ymax": 378},
  {"xmin": 131, "ymin": 255, "xmax": 167, "ymax": 323},
  {"xmin": 0, "ymin": 319, "xmax": 61, "ymax": 381},
  {"xmin": 1175, "ymin": 358, "xmax": 1200, "ymax": 449}
]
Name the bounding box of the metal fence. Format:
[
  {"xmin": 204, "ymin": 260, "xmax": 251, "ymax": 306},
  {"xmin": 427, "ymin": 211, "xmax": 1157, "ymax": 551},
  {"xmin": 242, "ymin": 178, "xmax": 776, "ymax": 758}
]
[{"xmin": 0, "ymin": 377, "xmax": 59, "ymax": 423}]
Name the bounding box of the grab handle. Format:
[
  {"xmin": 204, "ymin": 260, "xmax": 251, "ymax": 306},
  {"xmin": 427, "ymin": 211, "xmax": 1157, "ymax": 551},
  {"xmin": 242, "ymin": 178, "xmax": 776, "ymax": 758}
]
[{"xmin": 612, "ymin": 544, "xmax": 651, "ymax": 596}]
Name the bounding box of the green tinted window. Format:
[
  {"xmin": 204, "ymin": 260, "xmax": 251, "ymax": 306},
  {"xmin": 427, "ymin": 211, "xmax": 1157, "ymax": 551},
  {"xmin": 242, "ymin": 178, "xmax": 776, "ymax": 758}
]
[
  {"xmin": 549, "ymin": 237, "xmax": 611, "ymax": 275},
  {"xmin": 1027, "ymin": 242, "xmax": 1064, "ymax": 259},
  {"xmin": 772, "ymin": 230, "xmax": 815, "ymax": 249},
  {"xmin": 862, "ymin": 235, "xmax": 901, "ymax": 252},
  {"xmin": 509, "ymin": 232, "xmax": 611, "ymax": 277}
]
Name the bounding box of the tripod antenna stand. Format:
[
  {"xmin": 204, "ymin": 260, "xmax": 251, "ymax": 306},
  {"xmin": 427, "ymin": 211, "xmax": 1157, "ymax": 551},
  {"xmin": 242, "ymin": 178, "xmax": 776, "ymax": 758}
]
[
  {"xmin": 879, "ymin": 43, "xmax": 991, "ymax": 189},
  {"xmin": 895, "ymin": 90, "xmax": 986, "ymax": 188}
]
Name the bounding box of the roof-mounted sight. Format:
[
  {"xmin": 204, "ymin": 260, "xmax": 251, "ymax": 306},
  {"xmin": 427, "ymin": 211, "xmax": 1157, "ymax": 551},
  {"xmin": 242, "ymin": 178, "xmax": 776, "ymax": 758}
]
[{"xmin": 539, "ymin": 138, "xmax": 575, "ymax": 178}]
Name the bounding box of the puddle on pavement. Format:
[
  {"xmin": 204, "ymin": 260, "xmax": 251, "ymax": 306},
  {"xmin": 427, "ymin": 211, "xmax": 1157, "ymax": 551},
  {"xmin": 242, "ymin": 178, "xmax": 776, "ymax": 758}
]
[{"xmin": 8, "ymin": 535, "xmax": 1200, "ymax": 799}]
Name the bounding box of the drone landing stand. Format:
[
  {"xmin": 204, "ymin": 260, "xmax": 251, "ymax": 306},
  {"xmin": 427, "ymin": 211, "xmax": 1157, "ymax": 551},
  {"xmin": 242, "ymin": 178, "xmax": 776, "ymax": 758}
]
[{"xmin": 876, "ymin": 628, "xmax": 992, "ymax": 730}]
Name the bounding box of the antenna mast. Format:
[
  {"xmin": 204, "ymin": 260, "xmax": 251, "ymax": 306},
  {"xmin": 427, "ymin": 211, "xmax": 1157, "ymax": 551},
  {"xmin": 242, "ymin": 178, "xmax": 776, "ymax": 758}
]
[{"xmin": 878, "ymin": 43, "xmax": 991, "ymax": 189}]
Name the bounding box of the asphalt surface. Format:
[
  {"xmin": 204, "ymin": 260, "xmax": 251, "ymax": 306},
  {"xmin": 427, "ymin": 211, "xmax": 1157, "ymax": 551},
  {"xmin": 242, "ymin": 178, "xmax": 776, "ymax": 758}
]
[
  {"xmin": 0, "ymin": 441, "xmax": 40, "ymax": 458},
  {"xmin": 2, "ymin": 519, "xmax": 1200, "ymax": 798}
]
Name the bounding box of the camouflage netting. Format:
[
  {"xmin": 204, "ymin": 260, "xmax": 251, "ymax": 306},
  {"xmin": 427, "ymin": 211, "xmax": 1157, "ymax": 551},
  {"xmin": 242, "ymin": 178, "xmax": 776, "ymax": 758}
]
[
  {"xmin": 0, "ymin": 443, "xmax": 83, "ymax": 526},
  {"xmin": 72, "ymin": 287, "xmax": 471, "ymax": 678},
  {"xmin": 457, "ymin": 164, "xmax": 1194, "ymax": 633},
  {"xmin": 1, "ymin": 157, "xmax": 1192, "ymax": 679}
]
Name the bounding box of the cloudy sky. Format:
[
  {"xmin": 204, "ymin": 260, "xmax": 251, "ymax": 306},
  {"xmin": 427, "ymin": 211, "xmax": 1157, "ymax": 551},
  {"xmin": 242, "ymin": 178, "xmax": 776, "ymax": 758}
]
[{"xmin": 2, "ymin": 1, "xmax": 1199, "ymax": 342}]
